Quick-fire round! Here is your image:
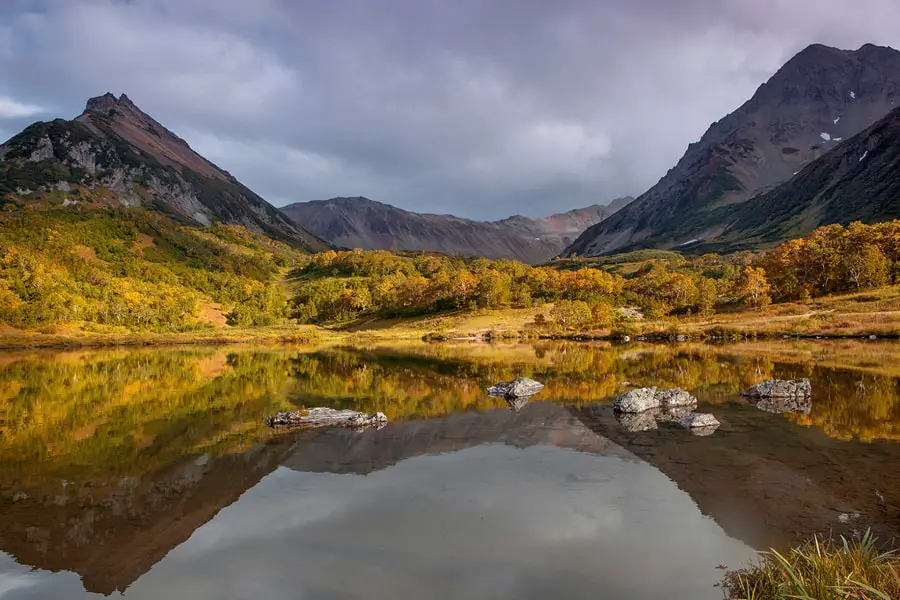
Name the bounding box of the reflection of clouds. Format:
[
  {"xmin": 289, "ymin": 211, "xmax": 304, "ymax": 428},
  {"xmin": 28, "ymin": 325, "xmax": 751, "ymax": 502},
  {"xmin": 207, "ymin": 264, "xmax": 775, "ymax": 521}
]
[
  {"xmin": 0, "ymin": 553, "xmax": 99, "ymax": 599},
  {"xmin": 0, "ymin": 445, "xmax": 754, "ymax": 600}
]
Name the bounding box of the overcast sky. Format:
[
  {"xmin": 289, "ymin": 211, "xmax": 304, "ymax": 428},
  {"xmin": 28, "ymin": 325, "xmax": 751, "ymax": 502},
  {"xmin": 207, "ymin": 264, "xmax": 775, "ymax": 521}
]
[{"xmin": 2, "ymin": 0, "xmax": 900, "ymax": 219}]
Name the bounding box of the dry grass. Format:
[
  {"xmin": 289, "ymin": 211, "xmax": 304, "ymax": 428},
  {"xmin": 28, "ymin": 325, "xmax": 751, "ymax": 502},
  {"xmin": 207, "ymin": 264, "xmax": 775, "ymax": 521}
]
[
  {"xmin": 723, "ymin": 532, "xmax": 900, "ymax": 600},
  {"xmin": 1, "ymin": 286, "xmax": 899, "ymax": 350},
  {"xmin": 633, "ymin": 285, "xmax": 900, "ymax": 339},
  {"xmin": 0, "ymin": 325, "xmax": 329, "ymax": 350}
]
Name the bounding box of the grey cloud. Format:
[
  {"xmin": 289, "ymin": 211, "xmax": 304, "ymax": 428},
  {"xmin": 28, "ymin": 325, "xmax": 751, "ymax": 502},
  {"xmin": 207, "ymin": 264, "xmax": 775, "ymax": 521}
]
[{"xmin": 1, "ymin": 0, "xmax": 899, "ymax": 218}]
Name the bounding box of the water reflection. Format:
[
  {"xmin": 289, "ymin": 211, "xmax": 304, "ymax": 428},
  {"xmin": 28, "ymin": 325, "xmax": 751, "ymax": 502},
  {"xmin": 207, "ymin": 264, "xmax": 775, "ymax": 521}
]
[
  {"xmin": 0, "ymin": 340, "xmax": 898, "ymax": 597},
  {"xmin": 0, "ymin": 442, "xmax": 754, "ymax": 600}
]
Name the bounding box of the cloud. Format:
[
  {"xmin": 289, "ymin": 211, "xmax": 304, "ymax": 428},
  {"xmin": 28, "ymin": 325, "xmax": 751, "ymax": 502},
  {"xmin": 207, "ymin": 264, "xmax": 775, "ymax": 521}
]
[
  {"xmin": 1, "ymin": 0, "xmax": 900, "ymax": 218},
  {"xmin": 0, "ymin": 96, "xmax": 42, "ymax": 119}
]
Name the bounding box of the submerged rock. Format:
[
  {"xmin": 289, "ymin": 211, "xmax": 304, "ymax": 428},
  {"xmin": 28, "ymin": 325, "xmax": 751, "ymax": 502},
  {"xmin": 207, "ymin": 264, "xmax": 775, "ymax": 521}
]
[
  {"xmin": 613, "ymin": 387, "xmax": 699, "ymax": 413},
  {"xmin": 654, "ymin": 405, "xmax": 695, "ymax": 423},
  {"xmin": 742, "ymin": 378, "xmax": 811, "ymax": 399},
  {"xmin": 266, "ymin": 407, "xmax": 388, "ymax": 430},
  {"xmin": 506, "ymin": 396, "xmax": 531, "ymax": 412},
  {"xmin": 748, "ymin": 395, "xmax": 812, "ymax": 415},
  {"xmin": 613, "ymin": 387, "xmax": 658, "ymax": 412},
  {"xmin": 679, "ymin": 413, "xmax": 720, "ymax": 436},
  {"xmin": 654, "ymin": 388, "xmax": 698, "ymax": 408},
  {"xmin": 487, "ymin": 377, "xmax": 544, "ymax": 399},
  {"xmin": 615, "ymin": 410, "xmax": 659, "ymax": 432}
]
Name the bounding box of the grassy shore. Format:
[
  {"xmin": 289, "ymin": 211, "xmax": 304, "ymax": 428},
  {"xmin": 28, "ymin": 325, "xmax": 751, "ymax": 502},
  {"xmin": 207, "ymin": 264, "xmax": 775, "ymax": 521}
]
[
  {"xmin": 723, "ymin": 532, "xmax": 900, "ymax": 600},
  {"xmin": 1, "ymin": 286, "xmax": 899, "ymax": 349}
]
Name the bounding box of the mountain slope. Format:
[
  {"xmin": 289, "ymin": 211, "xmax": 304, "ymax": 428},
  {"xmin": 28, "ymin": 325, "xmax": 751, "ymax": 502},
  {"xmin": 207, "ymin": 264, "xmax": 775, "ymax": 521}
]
[
  {"xmin": 566, "ymin": 43, "xmax": 900, "ymax": 256},
  {"xmin": 281, "ymin": 196, "xmax": 632, "ymax": 263},
  {"xmin": 0, "ymin": 93, "xmax": 328, "ymax": 251},
  {"xmin": 694, "ymin": 105, "xmax": 900, "ymax": 252}
]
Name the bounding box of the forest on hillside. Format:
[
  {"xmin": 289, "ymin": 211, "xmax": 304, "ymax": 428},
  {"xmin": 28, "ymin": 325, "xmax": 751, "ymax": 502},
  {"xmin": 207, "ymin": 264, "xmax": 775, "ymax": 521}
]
[{"xmin": 1, "ymin": 206, "xmax": 899, "ymax": 334}]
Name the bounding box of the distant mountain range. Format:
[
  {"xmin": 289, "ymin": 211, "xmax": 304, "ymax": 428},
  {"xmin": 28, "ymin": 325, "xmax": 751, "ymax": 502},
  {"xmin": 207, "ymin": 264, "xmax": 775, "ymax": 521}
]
[
  {"xmin": 0, "ymin": 93, "xmax": 328, "ymax": 251},
  {"xmin": 566, "ymin": 43, "xmax": 900, "ymax": 257},
  {"xmin": 281, "ymin": 195, "xmax": 632, "ymax": 263},
  {"xmin": 5, "ymin": 42, "xmax": 900, "ymax": 265}
]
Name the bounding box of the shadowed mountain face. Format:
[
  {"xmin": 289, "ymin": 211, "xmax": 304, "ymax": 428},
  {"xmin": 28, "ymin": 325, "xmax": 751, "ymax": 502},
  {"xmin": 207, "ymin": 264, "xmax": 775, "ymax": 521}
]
[
  {"xmin": 565, "ymin": 43, "xmax": 900, "ymax": 256},
  {"xmin": 0, "ymin": 93, "xmax": 329, "ymax": 251},
  {"xmin": 281, "ymin": 195, "xmax": 632, "ymax": 263},
  {"xmin": 693, "ymin": 105, "xmax": 900, "ymax": 252}
]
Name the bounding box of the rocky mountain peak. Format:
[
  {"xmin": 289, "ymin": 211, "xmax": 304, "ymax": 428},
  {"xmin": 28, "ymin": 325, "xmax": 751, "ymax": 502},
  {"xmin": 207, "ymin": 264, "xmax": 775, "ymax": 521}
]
[
  {"xmin": 0, "ymin": 93, "xmax": 329, "ymax": 251},
  {"xmin": 84, "ymin": 92, "xmax": 120, "ymax": 113}
]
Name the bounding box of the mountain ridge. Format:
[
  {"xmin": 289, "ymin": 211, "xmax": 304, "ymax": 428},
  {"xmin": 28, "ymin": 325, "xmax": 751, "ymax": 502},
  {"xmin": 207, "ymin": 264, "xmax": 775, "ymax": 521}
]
[
  {"xmin": 565, "ymin": 43, "xmax": 900, "ymax": 256},
  {"xmin": 691, "ymin": 104, "xmax": 900, "ymax": 252},
  {"xmin": 281, "ymin": 195, "xmax": 632, "ymax": 263},
  {"xmin": 0, "ymin": 93, "xmax": 329, "ymax": 251}
]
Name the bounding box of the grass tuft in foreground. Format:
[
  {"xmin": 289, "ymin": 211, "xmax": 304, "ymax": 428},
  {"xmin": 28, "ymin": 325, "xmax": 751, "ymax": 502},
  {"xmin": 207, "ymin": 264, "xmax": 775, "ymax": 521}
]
[{"xmin": 723, "ymin": 531, "xmax": 900, "ymax": 599}]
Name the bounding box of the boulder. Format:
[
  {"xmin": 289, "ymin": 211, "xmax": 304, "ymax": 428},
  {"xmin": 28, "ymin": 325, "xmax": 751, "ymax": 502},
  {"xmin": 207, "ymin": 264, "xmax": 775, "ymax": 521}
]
[
  {"xmin": 487, "ymin": 377, "xmax": 544, "ymax": 399},
  {"xmin": 742, "ymin": 378, "xmax": 811, "ymax": 399},
  {"xmin": 679, "ymin": 413, "xmax": 720, "ymax": 436},
  {"xmin": 613, "ymin": 387, "xmax": 658, "ymax": 413},
  {"xmin": 266, "ymin": 407, "xmax": 388, "ymax": 430},
  {"xmin": 654, "ymin": 388, "xmax": 698, "ymax": 408}
]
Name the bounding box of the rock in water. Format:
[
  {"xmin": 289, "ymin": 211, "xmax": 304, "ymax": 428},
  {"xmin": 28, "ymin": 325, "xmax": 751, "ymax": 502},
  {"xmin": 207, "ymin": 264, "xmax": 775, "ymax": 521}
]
[
  {"xmin": 748, "ymin": 395, "xmax": 812, "ymax": 415},
  {"xmin": 742, "ymin": 378, "xmax": 811, "ymax": 399},
  {"xmin": 266, "ymin": 407, "xmax": 388, "ymax": 430},
  {"xmin": 613, "ymin": 387, "xmax": 658, "ymax": 413},
  {"xmin": 654, "ymin": 405, "xmax": 695, "ymax": 423},
  {"xmin": 487, "ymin": 377, "xmax": 544, "ymax": 399},
  {"xmin": 654, "ymin": 388, "xmax": 698, "ymax": 408},
  {"xmin": 506, "ymin": 396, "xmax": 531, "ymax": 412},
  {"xmin": 679, "ymin": 413, "xmax": 720, "ymax": 436},
  {"xmin": 616, "ymin": 410, "xmax": 659, "ymax": 432}
]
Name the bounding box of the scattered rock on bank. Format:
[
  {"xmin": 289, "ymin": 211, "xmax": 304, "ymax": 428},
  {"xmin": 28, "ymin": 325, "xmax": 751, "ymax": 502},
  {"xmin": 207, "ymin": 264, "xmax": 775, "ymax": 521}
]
[
  {"xmin": 742, "ymin": 378, "xmax": 811, "ymax": 400},
  {"xmin": 487, "ymin": 377, "xmax": 544, "ymax": 399},
  {"xmin": 266, "ymin": 407, "xmax": 388, "ymax": 430}
]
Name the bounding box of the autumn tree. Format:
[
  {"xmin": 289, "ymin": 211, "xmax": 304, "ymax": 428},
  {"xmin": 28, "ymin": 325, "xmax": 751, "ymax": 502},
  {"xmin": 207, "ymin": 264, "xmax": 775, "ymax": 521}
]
[
  {"xmin": 737, "ymin": 266, "xmax": 772, "ymax": 310},
  {"xmin": 551, "ymin": 300, "xmax": 593, "ymax": 330}
]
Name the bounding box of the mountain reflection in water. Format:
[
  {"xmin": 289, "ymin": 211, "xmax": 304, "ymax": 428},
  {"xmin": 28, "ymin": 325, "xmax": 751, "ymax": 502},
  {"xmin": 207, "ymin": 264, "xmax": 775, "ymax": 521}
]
[{"xmin": 0, "ymin": 340, "xmax": 898, "ymax": 598}]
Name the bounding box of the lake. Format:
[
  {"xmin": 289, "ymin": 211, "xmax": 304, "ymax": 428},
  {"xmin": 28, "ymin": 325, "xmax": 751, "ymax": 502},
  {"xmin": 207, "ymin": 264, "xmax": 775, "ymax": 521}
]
[{"xmin": 1, "ymin": 340, "xmax": 899, "ymax": 599}]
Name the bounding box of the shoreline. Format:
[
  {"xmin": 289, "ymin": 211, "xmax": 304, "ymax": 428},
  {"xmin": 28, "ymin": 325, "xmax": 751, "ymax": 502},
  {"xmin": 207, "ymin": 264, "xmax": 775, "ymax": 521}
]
[{"xmin": 0, "ymin": 323, "xmax": 898, "ymax": 351}]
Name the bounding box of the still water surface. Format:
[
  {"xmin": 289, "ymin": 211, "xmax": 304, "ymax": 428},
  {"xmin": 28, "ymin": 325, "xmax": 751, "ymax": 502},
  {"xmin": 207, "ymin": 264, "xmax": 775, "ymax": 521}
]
[{"xmin": 1, "ymin": 340, "xmax": 899, "ymax": 599}]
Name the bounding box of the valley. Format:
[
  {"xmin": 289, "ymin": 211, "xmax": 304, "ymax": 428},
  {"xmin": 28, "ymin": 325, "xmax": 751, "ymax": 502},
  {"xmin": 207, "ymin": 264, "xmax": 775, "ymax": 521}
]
[{"xmin": 3, "ymin": 31, "xmax": 900, "ymax": 600}]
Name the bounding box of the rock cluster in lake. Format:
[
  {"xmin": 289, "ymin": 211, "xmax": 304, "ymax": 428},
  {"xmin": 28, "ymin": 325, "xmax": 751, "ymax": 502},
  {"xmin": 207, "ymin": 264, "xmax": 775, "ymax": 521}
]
[
  {"xmin": 743, "ymin": 378, "xmax": 811, "ymax": 399},
  {"xmin": 613, "ymin": 387, "xmax": 719, "ymax": 435},
  {"xmin": 487, "ymin": 377, "xmax": 544, "ymax": 411},
  {"xmin": 742, "ymin": 378, "xmax": 812, "ymax": 414},
  {"xmin": 265, "ymin": 407, "xmax": 388, "ymax": 430},
  {"xmin": 488, "ymin": 377, "xmax": 545, "ymax": 399}
]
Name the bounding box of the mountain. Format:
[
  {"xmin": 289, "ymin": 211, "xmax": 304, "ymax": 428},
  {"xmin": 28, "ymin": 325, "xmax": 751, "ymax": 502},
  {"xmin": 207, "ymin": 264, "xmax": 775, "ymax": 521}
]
[
  {"xmin": 565, "ymin": 43, "xmax": 900, "ymax": 256},
  {"xmin": 0, "ymin": 93, "xmax": 328, "ymax": 251},
  {"xmin": 281, "ymin": 195, "xmax": 632, "ymax": 263},
  {"xmin": 694, "ymin": 104, "xmax": 900, "ymax": 252}
]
